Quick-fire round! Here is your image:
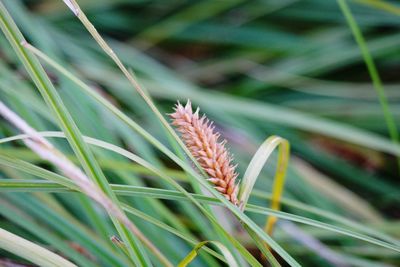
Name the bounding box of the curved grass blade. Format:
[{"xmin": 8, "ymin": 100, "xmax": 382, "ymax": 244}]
[
  {"xmin": 177, "ymin": 241, "xmax": 238, "ymax": 267},
  {"xmin": 0, "ymin": 227, "xmax": 77, "ymax": 267},
  {"xmin": 239, "ymin": 135, "xmax": 290, "ymax": 235}
]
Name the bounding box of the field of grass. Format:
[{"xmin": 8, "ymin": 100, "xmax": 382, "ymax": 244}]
[{"xmin": 0, "ymin": 0, "xmax": 399, "ymax": 266}]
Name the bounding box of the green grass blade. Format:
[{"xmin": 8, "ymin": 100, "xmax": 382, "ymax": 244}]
[
  {"xmin": 0, "ymin": 227, "xmax": 77, "ymax": 267},
  {"xmin": 337, "ymin": 0, "xmax": 400, "ymax": 171}
]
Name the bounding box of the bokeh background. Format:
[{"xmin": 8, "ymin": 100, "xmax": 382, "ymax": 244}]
[{"xmin": 1, "ymin": 0, "xmax": 399, "ymax": 266}]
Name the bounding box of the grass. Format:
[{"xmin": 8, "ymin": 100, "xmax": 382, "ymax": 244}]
[{"xmin": 0, "ymin": 0, "xmax": 399, "ymax": 266}]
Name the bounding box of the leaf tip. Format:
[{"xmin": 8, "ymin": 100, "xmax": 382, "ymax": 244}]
[{"xmin": 62, "ymin": 0, "xmax": 79, "ymax": 16}]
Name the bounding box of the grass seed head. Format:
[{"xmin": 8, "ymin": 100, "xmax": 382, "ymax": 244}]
[{"xmin": 170, "ymin": 100, "xmax": 239, "ymax": 205}]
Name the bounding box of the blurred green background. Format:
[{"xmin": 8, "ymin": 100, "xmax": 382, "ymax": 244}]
[{"xmin": 0, "ymin": 0, "xmax": 399, "ymax": 266}]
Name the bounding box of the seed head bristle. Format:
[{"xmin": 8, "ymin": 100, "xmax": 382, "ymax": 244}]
[{"xmin": 170, "ymin": 100, "xmax": 239, "ymax": 205}]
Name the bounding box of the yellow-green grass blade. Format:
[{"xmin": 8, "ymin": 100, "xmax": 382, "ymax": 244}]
[
  {"xmin": 177, "ymin": 241, "xmax": 239, "ymax": 267},
  {"xmin": 238, "ymin": 135, "xmax": 290, "ymax": 235},
  {"xmin": 238, "ymin": 135, "xmax": 290, "ymax": 264}
]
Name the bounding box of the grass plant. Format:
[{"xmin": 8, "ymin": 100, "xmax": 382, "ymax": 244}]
[{"xmin": 0, "ymin": 0, "xmax": 399, "ymax": 266}]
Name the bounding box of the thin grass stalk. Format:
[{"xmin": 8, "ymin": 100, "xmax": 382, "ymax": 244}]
[
  {"xmin": 337, "ymin": 0, "xmax": 400, "ymax": 172},
  {"xmin": 81, "ymin": 9, "xmax": 218, "ymax": 237},
  {"xmin": 63, "ymin": 0, "xmax": 210, "ymax": 182}
]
